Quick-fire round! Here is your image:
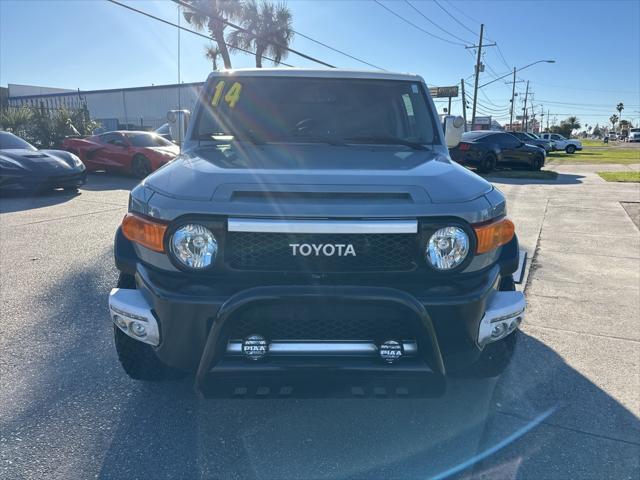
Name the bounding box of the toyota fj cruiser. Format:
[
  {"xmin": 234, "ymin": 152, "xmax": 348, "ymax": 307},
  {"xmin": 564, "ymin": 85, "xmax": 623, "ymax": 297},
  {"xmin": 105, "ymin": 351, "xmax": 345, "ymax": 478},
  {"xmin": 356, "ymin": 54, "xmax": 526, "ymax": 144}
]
[{"xmin": 109, "ymin": 69, "xmax": 525, "ymax": 393}]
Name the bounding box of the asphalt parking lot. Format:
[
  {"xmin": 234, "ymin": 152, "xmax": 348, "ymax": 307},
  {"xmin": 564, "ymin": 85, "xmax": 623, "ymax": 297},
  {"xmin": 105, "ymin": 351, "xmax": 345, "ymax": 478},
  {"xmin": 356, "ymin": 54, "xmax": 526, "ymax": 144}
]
[{"xmin": 1, "ymin": 166, "xmax": 639, "ymax": 479}]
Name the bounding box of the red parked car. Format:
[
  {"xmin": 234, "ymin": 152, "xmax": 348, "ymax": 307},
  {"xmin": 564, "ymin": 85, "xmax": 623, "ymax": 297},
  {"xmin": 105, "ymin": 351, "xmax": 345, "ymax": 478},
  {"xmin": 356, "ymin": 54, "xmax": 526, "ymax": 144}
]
[{"xmin": 63, "ymin": 131, "xmax": 179, "ymax": 178}]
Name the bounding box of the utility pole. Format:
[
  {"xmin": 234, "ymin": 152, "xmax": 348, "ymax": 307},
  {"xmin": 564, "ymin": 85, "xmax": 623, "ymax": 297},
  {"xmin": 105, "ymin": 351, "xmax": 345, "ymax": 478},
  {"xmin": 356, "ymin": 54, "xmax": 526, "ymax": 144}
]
[
  {"xmin": 522, "ymin": 80, "xmax": 530, "ymax": 132},
  {"xmin": 546, "ymin": 109, "xmax": 550, "ymax": 130},
  {"xmin": 509, "ymin": 67, "xmax": 516, "ymax": 129},
  {"xmin": 539, "ymin": 106, "xmax": 544, "ymax": 133},
  {"xmin": 460, "ymin": 78, "xmax": 467, "ymax": 130},
  {"xmin": 466, "ymin": 24, "xmax": 496, "ymax": 127}
]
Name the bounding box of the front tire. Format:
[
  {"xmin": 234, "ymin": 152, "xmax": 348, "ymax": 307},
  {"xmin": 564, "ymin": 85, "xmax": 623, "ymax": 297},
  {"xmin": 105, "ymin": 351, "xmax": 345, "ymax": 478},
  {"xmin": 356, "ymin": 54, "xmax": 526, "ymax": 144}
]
[
  {"xmin": 113, "ymin": 273, "xmax": 186, "ymax": 381},
  {"xmin": 565, "ymin": 144, "xmax": 576, "ymax": 154},
  {"xmin": 131, "ymin": 155, "xmax": 152, "ymax": 179},
  {"xmin": 464, "ymin": 330, "xmax": 518, "ymax": 378}
]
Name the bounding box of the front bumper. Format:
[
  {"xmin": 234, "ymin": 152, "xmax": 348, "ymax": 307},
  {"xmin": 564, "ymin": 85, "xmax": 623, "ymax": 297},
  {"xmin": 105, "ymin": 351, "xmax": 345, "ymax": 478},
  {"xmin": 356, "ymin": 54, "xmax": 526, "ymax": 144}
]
[
  {"xmin": 111, "ymin": 229, "xmax": 525, "ymax": 387},
  {"xmin": 0, "ymin": 170, "xmax": 87, "ymax": 189}
]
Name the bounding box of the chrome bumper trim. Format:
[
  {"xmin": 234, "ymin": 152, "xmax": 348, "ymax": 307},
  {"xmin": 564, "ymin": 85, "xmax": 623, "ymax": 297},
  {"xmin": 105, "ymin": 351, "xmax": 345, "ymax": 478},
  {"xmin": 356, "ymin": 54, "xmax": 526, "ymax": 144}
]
[
  {"xmin": 514, "ymin": 249, "xmax": 528, "ymax": 284},
  {"xmin": 108, "ymin": 288, "xmax": 160, "ymax": 347},
  {"xmin": 227, "ymin": 218, "xmax": 418, "ymax": 234},
  {"xmin": 477, "ymin": 291, "xmax": 526, "ymax": 347},
  {"xmin": 226, "ymin": 340, "xmax": 418, "ymax": 356}
]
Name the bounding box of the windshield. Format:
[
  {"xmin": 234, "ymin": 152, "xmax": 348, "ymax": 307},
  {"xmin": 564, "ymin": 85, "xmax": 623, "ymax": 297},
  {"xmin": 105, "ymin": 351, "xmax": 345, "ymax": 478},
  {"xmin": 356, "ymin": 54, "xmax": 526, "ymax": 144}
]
[
  {"xmin": 195, "ymin": 77, "xmax": 438, "ymax": 146},
  {"xmin": 0, "ymin": 131, "xmax": 37, "ymax": 150},
  {"xmin": 126, "ymin": 132, "xmax": 173, "ymax": 147}
]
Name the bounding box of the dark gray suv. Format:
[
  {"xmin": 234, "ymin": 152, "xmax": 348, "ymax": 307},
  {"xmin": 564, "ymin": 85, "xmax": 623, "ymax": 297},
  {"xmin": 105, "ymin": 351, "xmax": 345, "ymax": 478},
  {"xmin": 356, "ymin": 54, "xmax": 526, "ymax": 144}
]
[{"xmin": 108, "ymin": 69, "xmax": 525, "ymax": 394}]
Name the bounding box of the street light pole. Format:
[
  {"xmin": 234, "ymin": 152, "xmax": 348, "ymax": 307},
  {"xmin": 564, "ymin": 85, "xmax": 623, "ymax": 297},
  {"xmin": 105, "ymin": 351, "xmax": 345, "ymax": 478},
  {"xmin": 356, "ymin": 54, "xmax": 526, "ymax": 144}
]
[
  {"xmin": 478, "ymin": 59, "xmax": 555, "ymax": 89},
  {"xmin": 509, "ymin": 67, "xmax": 516, "ymax": 128}
]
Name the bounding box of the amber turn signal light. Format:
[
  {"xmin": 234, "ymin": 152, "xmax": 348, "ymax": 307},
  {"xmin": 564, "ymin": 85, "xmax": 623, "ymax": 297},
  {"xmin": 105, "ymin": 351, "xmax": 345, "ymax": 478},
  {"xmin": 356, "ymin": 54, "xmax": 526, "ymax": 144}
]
[
  {"xmin": 474, "ymin": 218, "xmax": 515, "ymax": 254},
  {"xmin": 121, "ymin": 213, "xmax": 167, "ymax": 253}
]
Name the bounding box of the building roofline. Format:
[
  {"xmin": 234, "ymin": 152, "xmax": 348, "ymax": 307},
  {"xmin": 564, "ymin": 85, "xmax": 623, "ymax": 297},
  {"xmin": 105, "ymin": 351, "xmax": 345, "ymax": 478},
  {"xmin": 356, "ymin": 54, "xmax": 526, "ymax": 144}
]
[{"xmin": 7, "ymin": 81, "xmax": 205, "ymax": 100}]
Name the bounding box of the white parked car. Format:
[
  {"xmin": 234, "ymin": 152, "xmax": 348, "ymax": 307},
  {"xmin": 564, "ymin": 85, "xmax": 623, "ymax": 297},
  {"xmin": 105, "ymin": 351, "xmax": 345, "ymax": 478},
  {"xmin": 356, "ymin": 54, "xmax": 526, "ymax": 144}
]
[
  {"xmin": 628, "ymin": 128, "xmax": 640, "ymax": 142},
  {"xmin": 539, "ymin": 133, "xmax": 583, "ymax": 153}
]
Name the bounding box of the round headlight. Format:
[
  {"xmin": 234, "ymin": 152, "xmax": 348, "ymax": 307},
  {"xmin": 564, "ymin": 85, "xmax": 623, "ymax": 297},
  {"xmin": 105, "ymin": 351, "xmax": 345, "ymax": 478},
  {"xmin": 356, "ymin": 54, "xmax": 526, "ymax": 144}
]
[
  {"xmin": 170, "ymin": 224, "xmax": 217, "ymax": 269},
  {"xmin": 426, "ymin": 226, "xmax": 469, "ymax": 270}
]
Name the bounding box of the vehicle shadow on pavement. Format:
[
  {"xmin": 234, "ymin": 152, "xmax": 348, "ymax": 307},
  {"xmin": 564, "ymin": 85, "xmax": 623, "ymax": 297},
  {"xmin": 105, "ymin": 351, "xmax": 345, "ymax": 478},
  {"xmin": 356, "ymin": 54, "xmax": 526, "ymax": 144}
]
[
  {"xmin": 80, "ymin": 171, "xmax": 140, "ymax": 192},
  {"xmin": 1, "ymin": 257, "xmax": 638, "ymax": 479},
  {"xmin": 482, "ymin": 172, "xmax": 585, "ymax": 186},
  {"xmin": 0, "ymin": 187, "xmax": 80, "ymax": 214}
]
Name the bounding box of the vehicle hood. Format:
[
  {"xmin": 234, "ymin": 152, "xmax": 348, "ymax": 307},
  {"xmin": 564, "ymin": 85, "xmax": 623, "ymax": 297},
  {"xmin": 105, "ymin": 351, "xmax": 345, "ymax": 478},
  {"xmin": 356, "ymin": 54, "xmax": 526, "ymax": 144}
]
[
  {"xmin": 144, "ymin": 143, "xmax": 493, "ymax": 205},
  {"xmin": 146, "ymin": 145, "xmax": 180, "ymax": 156},
  {"xmin": 0, "ymin": 148, "xmax": 79, "ymax": 172}
]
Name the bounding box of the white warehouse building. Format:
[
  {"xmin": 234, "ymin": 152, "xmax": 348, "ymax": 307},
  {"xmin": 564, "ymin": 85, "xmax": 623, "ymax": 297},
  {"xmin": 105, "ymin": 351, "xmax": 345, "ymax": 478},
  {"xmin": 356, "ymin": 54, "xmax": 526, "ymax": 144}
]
[{"xmin": 7, "ymin": 82, "xmax": 205, "ymax": 132}]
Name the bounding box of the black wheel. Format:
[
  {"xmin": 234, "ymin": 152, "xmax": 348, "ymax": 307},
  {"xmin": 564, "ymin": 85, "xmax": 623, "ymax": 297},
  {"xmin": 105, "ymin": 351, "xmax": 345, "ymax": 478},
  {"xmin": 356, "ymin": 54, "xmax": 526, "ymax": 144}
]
[
  {"xmin": 565, "ymin": 144, "xmax": 576, "ymax": 154},
  {"xmin": 113, "ymin": 273, "xmax": 186, "ymax": 381},
  {"xmin": 131, "ymin": 155, "xmax": 152, "ymax": 179},
  {"xmin": 479, "ymin": 153, "xmax": 497, "ymax": 173},
  {"xmin": 530, "ymin": 154, "xmax": 544, "ymax": 171},
  {"xmin": 453, "ymin": 329, "xmax": 519, "ymax": 378},
  {"xmin": 452, "ymin": 274, "xmax": 518, "ymax": 378},
  {"xmin": 499, "ymin": 275, "xmax": 516, "ymax": 291}
]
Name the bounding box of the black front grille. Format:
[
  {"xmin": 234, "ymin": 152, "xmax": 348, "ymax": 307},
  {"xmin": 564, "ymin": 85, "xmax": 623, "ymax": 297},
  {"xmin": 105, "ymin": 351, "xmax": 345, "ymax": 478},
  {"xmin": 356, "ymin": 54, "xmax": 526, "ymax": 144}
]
[
  {"xmin": 227, "ymin": 232, "xmax": 417, "ymax": 271},
  {"xmin": 229, "ymin": 301, "xmax": 417, "ymax": 340}
]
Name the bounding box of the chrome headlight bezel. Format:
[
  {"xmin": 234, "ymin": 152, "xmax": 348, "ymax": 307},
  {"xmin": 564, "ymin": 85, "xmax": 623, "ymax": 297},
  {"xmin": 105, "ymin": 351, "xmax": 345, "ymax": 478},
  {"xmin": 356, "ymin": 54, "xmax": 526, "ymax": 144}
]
[
  {"xmin": 424, "ymin": 224, "xmax": 472, "ymax": 272},
  {"xmin": 168, "ymin": 223, "xmax": 218, "ymax": 271}
]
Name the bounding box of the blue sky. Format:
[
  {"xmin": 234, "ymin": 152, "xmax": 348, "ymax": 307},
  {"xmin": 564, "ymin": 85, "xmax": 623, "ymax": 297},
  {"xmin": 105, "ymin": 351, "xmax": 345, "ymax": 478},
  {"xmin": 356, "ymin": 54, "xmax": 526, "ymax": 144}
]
[{"xmin": 1, "ymin": 0, "xmax": 639, "ymax": 127}]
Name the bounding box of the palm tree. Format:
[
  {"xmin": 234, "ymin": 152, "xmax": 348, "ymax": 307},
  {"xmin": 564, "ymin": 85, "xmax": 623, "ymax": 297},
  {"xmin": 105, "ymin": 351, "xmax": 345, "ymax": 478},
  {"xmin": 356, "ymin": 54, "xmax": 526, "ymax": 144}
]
[
  {"xmin": 0, "ymin": 106, "xmax": 32, "ymax": 135},
  {"xmin": 616, "ymin": 102, "xmax": 624, "ymax": 123},
  {"xmin": 565, "ymin": 116, "xmax": 581, "ymax": 134},
  {"xmin": 204, "ymin": 45, "xmax": 220, "ymax": 70},
  {"xmin": 610, "ymin": 114, "xmax": 619, "ymax": 130},
  {"xmin": 229, "ymin": 0, "xmax": 294, "ymax": 68},
  {"xmin": 182, "ymin": 0, "xmax": 243, "ymax": 69}
]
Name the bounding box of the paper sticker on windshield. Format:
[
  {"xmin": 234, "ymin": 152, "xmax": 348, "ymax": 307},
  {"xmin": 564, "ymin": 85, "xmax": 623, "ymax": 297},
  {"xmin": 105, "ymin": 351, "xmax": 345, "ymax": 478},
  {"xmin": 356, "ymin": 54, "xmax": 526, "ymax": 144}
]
[
  {"xmin": 210, "ymin": 81, "xmax": 242, "ymax": 108},
  {"xmin": 411, "ymin": 84, "xmax": 419, "ymax": 94}
]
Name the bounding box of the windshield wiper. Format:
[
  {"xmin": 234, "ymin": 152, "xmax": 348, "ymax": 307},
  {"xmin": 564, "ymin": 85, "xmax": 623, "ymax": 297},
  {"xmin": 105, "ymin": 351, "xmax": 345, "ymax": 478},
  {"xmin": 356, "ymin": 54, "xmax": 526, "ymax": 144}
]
[
  {"xmin": 290, "ymin": 135, "xmax": 348, "ymax": 146},
  {"xmin": 344, "ymin": 136, "xmax": 427, "ymax": 150}
]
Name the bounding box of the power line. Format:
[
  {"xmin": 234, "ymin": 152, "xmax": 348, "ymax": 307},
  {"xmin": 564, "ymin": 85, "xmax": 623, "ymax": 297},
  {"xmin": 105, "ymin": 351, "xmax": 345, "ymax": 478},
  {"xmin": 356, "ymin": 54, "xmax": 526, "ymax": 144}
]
[
  {"xmin": 480, "ymin": 89, "xmax": 507, "ymax": 108},
  {"xmin": 529, "ymin": 81, "xmax": 640, "ymax": 94},
  {"xmin": 536, "ymin": 99, "xmax": 640, "ymax": 108},
  {"xmin": 494, "ymin": 44, "xmax": 511, "ymax": 70},
  {"xmin": 404, "ymin": 0, "xmax": 473, "ymax": 45},
  {"xmin": 105, "ymin": 0, "xmax": 294, "ymax": 67},
  {"xmin": 171, "ymin": 0, "xmax": 335, "ymax": 68},
  {"xmin": 443, "ymin": 0, "xmax": 483, "ymax": 26},
  {"xmin": 373, "ymin": 0, "xmax": 468, "ymax": 47},
  {"xmin": 291, "ymin": 29, "xmax": 386, "ymax": 71},
  {"xmin": 433, "ymin": 0, "xmax": 478, "ymax": 36}
]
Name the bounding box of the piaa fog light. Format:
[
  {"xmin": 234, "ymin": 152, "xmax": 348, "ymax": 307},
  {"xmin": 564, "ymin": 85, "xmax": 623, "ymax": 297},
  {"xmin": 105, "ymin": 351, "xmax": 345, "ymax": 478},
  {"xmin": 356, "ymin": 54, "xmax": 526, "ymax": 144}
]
[{"xmin": 426, "ymin": 226, "xmax": 469, "ymax": 270}]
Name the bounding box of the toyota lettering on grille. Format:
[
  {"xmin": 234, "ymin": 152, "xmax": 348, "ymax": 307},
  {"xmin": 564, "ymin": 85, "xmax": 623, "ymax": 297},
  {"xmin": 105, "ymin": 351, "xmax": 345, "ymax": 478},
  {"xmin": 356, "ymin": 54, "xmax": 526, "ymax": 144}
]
[{"xmin": 289, "ymin": 243, "xmax": 356, "ymax": 257}]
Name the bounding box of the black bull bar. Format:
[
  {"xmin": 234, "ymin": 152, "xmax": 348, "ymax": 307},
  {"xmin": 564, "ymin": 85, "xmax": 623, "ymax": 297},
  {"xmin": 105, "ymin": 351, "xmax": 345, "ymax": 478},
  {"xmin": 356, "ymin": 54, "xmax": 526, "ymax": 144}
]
[{"xmin": 194, "ymin": 285, "xmax": 446, "ymax": 394}]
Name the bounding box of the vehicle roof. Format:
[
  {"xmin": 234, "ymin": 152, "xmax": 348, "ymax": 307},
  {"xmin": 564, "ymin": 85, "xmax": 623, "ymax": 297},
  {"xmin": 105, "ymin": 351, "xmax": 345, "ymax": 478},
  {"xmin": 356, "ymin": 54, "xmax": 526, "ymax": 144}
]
[
  {"xmin": 101, "ymin": 130, "xmax": 158, "ymax": 135},
  {"xmin": 462, "ymin": 130, "xmax": 496, "ymax": 140},
  {"xmin": 208, "ymin": 68, "xmax": 424, "ymax": 83}
]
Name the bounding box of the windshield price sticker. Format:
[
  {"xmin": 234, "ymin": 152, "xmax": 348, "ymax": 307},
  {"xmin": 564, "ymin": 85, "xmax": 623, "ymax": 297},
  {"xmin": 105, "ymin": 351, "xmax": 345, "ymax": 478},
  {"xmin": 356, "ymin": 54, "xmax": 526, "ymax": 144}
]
[{"xmin": 211, "ymin": 81, "xmax": 242, "ymax": 108}]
